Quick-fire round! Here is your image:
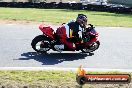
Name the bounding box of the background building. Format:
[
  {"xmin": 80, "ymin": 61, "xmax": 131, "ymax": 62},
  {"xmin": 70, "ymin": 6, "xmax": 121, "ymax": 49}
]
[{"xmin": 107, "ymin": 0, "xmax": 132, "ymax": 7}]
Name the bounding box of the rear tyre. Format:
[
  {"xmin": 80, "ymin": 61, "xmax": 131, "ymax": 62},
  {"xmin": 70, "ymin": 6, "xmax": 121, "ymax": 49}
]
[
  {"xmin": 81, "ymin": 41, "xmax": 100, "ymax": 53},
  {"xmin": 31, "ymin": 35, "xmax": 51, "ymax": 53}
]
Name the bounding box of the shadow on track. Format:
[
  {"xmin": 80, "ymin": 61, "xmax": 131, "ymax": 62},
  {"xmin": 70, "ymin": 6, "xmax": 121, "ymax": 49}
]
[{"xmin": 18, "ymin": 52, "xmax": 94, "ymax": 65}]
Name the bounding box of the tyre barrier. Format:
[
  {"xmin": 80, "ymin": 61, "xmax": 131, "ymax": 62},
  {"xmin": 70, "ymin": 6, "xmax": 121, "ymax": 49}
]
[{"xmin": 0, "ymin": 2, "xmax": 131, "ymax": 14}]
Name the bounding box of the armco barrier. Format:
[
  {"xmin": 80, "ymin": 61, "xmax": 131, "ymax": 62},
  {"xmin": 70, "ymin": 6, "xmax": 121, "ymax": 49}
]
[{"xmin": 0, "ymin": 2, "xmax": 131, "ymax": 14}]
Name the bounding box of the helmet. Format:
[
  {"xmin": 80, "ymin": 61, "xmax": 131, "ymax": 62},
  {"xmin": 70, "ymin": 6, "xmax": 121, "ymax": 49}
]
[{"xmin": 76, "ymin": 14, "xmax": 87, "ymax": 27}]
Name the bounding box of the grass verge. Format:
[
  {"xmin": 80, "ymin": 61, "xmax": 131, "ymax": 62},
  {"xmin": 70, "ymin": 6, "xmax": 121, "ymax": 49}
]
[
  {"xmin": 0, "ymin": 70, "xmax": 131, "ymax": 88},
  {"xmin": 0, "ymin": 7, "xmax": 132, "ymax": 27}
]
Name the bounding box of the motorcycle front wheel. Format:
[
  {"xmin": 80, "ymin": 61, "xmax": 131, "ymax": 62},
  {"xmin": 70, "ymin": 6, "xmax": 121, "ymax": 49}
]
[
  {"xmin": 81, "ymin": 41, "xmax": 100, "ymax": 53},
  {"xmin": 31, "ymin": 35, "xmax": 51, "ymax": 53}
]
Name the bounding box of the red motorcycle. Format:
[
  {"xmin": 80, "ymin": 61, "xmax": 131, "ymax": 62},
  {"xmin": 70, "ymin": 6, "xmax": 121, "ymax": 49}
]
[{"xmin": 31, "ymin": 24, "xmax": 100, "ymax": 53}]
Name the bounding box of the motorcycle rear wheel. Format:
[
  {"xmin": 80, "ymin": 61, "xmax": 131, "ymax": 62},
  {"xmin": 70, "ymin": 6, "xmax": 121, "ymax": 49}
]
[{"xmin": 31, "ymin": 35, "xmax": 51, "ymax": 53}]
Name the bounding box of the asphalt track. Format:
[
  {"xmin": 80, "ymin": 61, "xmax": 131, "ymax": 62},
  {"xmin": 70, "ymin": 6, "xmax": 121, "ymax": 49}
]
[{"xmin": 0, "ymin": 23, "xmax": 132, "ymax": 70}]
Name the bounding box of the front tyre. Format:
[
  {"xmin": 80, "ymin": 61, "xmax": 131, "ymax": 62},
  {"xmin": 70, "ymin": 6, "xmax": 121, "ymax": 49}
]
[
  {"xmin": 31, "ymin": 35, "xmax": 51, "ymax": 53},
  {"xmin": 81, "ymin": 41, "xmax": 100, "ymax": 53}
]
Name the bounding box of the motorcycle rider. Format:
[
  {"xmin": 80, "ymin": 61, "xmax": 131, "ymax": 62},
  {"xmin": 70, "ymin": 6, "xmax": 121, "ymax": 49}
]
[
  {"xmin": 56, "ymin": 14, "xmax": 88, "ymax": 50},
  {"xmin": 68, "ymin": 14, "xmax": 88, "ymax": 42}
]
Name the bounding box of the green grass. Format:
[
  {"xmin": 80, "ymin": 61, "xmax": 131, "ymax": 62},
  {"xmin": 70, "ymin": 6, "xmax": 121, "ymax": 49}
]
[
  {"xmin": 0, "ymin": 70, "xmax": 129, "ymax": 83},
  {"xmin": 0, "ymin": 71, "xmax": 75, "ymax": 83},
  {"xmin": 0, "ymin": 70, "xmax": 131, "ymax": 88},
  {"xmin": 0, "ymin": 7, "xmax": 132, "ymax": 27},
  {"xmin": 0, "ymin": 71, "xmax": 76, "ymax": 87}
]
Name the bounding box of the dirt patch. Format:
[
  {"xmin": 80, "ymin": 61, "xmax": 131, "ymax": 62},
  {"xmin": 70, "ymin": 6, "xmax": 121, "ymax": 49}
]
[
  {"xmin": 0, "ymin": 20, "xmax": 37, "ymax": 24},
  {"xmin": 0, "ymin": 20, "xmax": 55, "ymax": 25}
]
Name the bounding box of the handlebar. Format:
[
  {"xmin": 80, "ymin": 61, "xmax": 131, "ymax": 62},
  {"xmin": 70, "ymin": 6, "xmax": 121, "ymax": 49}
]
[
  {"xmin": 88, "ymin": 24, "xmax": 94, "ymax": 29},
  {"xmin": 82, "ymin": 24, "xmax": 95, "ymax": 32}
]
